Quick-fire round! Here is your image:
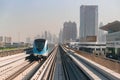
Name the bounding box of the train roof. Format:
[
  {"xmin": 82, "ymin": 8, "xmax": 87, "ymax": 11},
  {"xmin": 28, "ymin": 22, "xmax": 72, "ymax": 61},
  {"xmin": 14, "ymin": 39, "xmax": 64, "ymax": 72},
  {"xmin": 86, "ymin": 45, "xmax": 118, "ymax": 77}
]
[{"xmin": 34, "ymin": 38, "xmax": 47, "ymax": 41}]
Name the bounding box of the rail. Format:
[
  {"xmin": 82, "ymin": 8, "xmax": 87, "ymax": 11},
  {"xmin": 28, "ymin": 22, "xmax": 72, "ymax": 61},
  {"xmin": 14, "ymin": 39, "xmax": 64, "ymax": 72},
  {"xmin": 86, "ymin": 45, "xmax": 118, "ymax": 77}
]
[
  {"xmin": 59, "ymin": 46, "xmax": 89, "ymax": 80},
  {"xmin": 5, "ymin": 61, "xmax": 35, "ymax": 80}
]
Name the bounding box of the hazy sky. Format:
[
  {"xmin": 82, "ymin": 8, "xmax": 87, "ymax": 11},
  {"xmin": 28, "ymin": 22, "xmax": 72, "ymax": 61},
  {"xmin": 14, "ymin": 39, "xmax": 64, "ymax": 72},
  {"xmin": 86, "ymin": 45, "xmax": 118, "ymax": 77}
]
[{"xmin": 0, "ymin": 0, "xmax": 120, "ymax": 42}]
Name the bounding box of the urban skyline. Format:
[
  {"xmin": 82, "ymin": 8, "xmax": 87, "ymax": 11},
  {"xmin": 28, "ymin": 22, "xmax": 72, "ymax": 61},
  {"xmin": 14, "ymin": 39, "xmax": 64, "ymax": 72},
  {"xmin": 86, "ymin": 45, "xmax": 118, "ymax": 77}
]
[{"xmin": 0, "ymin": 0, "xmax": 120, "ymax": 42}]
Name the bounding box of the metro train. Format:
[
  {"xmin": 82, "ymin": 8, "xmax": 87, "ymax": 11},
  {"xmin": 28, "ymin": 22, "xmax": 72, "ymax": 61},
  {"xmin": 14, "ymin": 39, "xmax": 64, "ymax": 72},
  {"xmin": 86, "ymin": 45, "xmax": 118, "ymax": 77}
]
[{"xmin": 32, "ymin": 39, "xmax": 49, "ymax": 58}]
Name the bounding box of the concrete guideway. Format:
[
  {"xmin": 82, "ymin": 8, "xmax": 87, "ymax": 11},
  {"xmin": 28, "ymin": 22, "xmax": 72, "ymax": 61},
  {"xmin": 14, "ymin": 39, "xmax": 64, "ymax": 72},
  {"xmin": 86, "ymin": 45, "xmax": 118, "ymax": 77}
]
[
  {"xmin": 0, "ymin": 52, "xmax": 30, "ymax": 80},
  {"xmin": 0, "ymin": 53, "xmax": 29, "ymax": 68},
  {"xmin": 0, "ymin": 61, "xmax": 29, "ymax": 80},
  {"xmin": 0, "ymin": 46, "xmax": 57, "ymax": 80},
  {"xmin": 11, "ymin": 61, "xmax": 39, "ymax": 80},
  {"xmin": 63, "ymin": 46, "xmax": 120, "ymax": 80},
  {"xmin": 59, "ymin": 45, "xmax": 89, "ymax": 80},
  {"xmin": 53, "ymin": 48, "xmax": 65, "ymax": 80},
  {"xmin": 0, "ymin": 52, "xmax": 28, "ymax": 61},
  {"xmin": 5, "ymin": 47, "xmax": 56, "ymax": 80},
  {"xmin": 31, "ymin": 47, "xmax": 58, "ymax": 80}
]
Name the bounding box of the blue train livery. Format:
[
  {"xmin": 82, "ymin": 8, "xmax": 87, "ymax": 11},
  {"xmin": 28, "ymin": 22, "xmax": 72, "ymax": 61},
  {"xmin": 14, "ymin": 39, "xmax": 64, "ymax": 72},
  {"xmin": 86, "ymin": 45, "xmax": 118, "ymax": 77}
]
[{"xmin": 33, "ymin": 39, "xmax": 49, "ymax": 58}]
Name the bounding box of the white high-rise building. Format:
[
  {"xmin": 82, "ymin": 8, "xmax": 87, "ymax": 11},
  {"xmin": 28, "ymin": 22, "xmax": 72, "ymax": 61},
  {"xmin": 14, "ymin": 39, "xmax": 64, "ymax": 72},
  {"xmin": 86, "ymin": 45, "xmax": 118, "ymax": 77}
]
[
  {"xmin": 98, "ymin": 22, "xmax": 107, "ymax": 43},
  {"xmin": 80, "ymin": 5, "xmax": 98, "ymax": 42},
  {"xmin": 59, "ymin": 29, "xmax": 63, "ymax": 43},
  {"xmin": 0, "ymin": 36, "xmax": 3, "ymax": 42},
  {"xmin": 26, "ymin": 37, "xmax": 31, "ymax": 43}
]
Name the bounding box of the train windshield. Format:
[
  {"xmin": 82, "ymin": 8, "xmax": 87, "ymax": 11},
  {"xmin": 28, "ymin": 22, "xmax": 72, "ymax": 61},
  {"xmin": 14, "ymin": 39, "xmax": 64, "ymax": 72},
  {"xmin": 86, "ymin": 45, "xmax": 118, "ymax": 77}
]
[{"xmin": 34, "ymin": 39, "xmax": 45, "ymax": 50}]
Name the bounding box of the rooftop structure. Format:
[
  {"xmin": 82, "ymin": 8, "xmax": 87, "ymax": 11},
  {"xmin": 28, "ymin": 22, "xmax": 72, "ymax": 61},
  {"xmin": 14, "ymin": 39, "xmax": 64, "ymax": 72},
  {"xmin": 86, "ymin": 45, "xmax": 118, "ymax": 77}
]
[{"xmin": 100, "ymin": 21, "xmax": 120, "ymax": 33}]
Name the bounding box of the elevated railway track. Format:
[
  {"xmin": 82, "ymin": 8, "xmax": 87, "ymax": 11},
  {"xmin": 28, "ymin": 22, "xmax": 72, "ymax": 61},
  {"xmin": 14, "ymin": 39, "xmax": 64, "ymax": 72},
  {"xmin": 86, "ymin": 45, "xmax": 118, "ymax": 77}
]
[{"xmin": 0, "ymin": 45, "xmax": 120, "ymax": 80}]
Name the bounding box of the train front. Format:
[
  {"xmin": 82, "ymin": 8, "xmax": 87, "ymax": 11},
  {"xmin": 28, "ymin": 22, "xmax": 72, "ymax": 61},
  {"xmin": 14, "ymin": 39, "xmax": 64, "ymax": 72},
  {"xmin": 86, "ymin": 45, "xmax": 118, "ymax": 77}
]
[{"xmin": 33, "ymin": 39, "xmax": 48, "ymax": 58}]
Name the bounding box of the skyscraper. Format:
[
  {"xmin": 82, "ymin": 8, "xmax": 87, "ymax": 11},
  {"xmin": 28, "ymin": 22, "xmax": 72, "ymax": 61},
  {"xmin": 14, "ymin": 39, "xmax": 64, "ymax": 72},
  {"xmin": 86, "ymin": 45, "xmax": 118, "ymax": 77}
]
[
  {"xmin": 59, "ymin": 29, "xmax": 63, "ymax": 43},
  {"xmin": 80, "ymin": 5, "xmax": 98, "ymax": 42},
  {"xmin": 63, "ymin": 21, "xmax": 77, "ymax": 42}
]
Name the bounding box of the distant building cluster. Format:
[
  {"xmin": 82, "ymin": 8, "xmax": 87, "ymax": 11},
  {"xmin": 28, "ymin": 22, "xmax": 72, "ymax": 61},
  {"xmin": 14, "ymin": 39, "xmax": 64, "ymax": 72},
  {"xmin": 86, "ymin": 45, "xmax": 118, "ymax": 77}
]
[
  {"xmin": 0, "ymin": 36, "xmax": 30, "ymax": 48},
  {"xmin": 0, "ymin": 36, "xmax": 12, "ymax": 47},
  {"xmin": 40, "ymin": 31, "xmax": 58, "ymax": 43},
  {"xmin": 26, "ymin": 31, "xmax": 58, "ymax": 45}
]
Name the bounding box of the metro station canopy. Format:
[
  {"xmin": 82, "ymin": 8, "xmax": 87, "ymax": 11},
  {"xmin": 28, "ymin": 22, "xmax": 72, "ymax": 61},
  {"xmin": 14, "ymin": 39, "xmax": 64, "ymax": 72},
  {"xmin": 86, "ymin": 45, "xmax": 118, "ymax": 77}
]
[{"xmin": 100, "ymin": 21, "xmax": 120, "ymax": 32}]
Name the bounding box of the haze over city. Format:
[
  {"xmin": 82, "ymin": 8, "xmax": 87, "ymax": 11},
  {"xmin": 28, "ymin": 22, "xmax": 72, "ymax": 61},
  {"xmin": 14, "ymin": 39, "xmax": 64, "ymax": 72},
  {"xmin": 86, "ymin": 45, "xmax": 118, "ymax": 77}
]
[
  {"xmin": 0, "ymin": 0, "xmax": 120, "ymax": 42},
  {"xmin": 0, "ymin": 0, "xmax": 120, "ymax": 79}
]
